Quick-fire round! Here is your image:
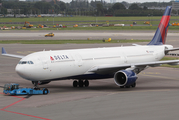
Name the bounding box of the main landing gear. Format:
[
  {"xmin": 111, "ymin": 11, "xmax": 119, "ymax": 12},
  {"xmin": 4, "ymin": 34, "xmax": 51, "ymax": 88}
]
[{"xmin": 73, "ymin": 80, "xmax": 89, "ymax": 87}]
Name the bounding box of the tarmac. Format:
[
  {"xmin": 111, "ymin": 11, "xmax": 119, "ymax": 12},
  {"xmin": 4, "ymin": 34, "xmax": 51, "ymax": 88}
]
[
  {"xmin": 0, "ymin": 32, "xmax": 179, "ymax": 120},
  {"xmin": 1, "ymin": 30, "xmax": 179, "ymax": 40}
]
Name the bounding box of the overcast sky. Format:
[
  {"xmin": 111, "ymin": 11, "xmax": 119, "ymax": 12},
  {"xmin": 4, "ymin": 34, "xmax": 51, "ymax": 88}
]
[{"xmin": 60, "ymin": 0, "xmax": 171, "ymax": 3}]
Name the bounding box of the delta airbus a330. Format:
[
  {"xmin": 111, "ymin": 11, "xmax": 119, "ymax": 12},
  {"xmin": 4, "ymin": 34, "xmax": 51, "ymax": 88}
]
[{"xmin": 2, "ymin": 6, "xmax": 179, "ymax": 88}]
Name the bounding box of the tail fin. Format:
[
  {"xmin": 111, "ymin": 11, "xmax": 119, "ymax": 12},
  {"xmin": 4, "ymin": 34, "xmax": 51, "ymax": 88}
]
[{"xmin": 148, "ymin": 6, "xmax": 172, "ymax": 45}]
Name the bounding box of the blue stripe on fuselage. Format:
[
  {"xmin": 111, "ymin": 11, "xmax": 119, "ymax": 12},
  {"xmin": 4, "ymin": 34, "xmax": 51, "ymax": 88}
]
[{"xmin": 44, "ymin": 74, "xmax": 114, "ymax": 81}]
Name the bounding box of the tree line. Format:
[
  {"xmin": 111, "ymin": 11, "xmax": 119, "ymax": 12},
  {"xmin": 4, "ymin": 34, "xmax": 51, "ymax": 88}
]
[{"xmin": 0, "ymin": 0, "xmax": 171, "ymax": 16}]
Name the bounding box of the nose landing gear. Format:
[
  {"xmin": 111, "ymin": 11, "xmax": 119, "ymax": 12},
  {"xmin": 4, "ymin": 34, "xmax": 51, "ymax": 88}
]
[
  {"xmin": 32, "ymin": 81, "xmax": 39, "ymax": 88},
  {"xmin": 73, "ymin": 80, "xmax": 89, "ymax": 87}
]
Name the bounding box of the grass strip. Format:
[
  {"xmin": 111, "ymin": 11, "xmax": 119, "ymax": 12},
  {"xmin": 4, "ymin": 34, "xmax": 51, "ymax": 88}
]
[
  {"xmin": 4, "ymin": 25, "xmax": 179, "ymax": 30},
  {"xmin": 0, "ymin": 16, "xmax": 179, "ymax": 22},
  {"xmin": 161, "ymin": 56, "xmax": 179, "ymax": 68}
]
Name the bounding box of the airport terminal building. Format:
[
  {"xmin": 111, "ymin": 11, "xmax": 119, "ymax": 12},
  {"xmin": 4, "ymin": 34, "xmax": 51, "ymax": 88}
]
[{"xmin": 172, "ymin": 0, "xmax": 179, "ymax": 14}]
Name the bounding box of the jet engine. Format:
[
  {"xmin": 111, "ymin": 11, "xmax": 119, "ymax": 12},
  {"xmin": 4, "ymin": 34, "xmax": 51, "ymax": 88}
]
[{"xmin": 114, "ymin": 70, "xmax": 137, "ymax": 87}]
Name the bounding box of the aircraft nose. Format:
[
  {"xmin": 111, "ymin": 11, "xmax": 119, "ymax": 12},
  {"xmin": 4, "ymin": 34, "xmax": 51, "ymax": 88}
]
[
  {"xmin": 15, "ymin": 65, "xmax": 25, "ymax": 77},
  {"xmin": 15, "ymin": 65, "xmax": 30, "ymax": 80}
]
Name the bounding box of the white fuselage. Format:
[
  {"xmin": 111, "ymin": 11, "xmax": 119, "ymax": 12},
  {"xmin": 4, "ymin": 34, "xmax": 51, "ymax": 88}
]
[{"xmin": 15, "ymin": 45, "xmax": 172, "ymax": 81}]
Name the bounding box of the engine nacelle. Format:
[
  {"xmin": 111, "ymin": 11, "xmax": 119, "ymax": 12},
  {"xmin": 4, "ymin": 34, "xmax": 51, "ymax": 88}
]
[{"xmin": 114, "ymin": 70, "xmax": 137, "ymax": 86}]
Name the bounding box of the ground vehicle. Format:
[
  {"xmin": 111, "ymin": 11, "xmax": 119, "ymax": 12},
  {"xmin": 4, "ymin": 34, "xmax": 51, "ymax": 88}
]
[
  {"xmin": 59, "ymin": 24, "xmax": 63, "ymax": 27},
  {"xmin": 103, "ymin": 38, "xmax": 111, "ymax": 42},
  {"xmin": 38, "ymin": 24, "xmax": 44, "ymax": 28},
  {"xmin": 45, "ymin": 33, "xmax": 54, "ymax": 37},
  {"xmin": 172, "ymin": 22, "xmax": 179, "ymax": 26},
  {"xmin": 24, "ymin": 21, "xmax": 33, "ymax": 28},
  {"xmin": 3, "ymin": 83, "xmax": 49, "ymax": 95},
  {"xmin": 133, "ymin": 22, "xmax": 137, "ymax": 25},
  {"xmin": 144, "ymin": 21, "xmax": 150, "ymax": 24},
  {"xmin": 73, "ymin": 24, "xmax": 78, "ymax": 27}
]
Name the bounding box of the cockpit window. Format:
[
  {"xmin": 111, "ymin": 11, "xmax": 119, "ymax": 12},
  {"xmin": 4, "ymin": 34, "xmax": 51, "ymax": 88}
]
[
  {"xmin": 22, "ymin": 61, "xmax": 27, "ymax": 64},
  {"xmin": 18, "ymin": 61, "xmax": 34, "ymax": 64}
]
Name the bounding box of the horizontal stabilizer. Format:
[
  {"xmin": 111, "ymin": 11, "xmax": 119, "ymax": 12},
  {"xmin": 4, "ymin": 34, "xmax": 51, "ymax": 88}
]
[{"xmin": 165, "ymin": 47, "xmax": 179, "ymax": 52}]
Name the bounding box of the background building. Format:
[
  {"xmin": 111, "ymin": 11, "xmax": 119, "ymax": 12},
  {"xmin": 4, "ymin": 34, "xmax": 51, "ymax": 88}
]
[
  {"xmin": 172, "ymin": 0, "xmax": 179, "ymax": 10},
  {"xmin": 2, "ymin": 0, "xmax": 19, "ymax": 1},
  {"xmin": 26, "ymin": 0, "xmax": 42, "ymax": 2},
  {"xmin": 172, "ymin": 0, "xmax": 179, "ymax": 15},
  {"xmin": 110, "ymin": 0, "xmax": 116, "ymax": 3},
  {"xmin": 74, "ymin": 0, "xmax": 88, "ymax": 2}
]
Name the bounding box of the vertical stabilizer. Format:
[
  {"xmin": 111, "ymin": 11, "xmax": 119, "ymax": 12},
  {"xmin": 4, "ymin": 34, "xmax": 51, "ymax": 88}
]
[{"xmin": 148, "ymin": 6, "xmax": 172, "ymax": 45}]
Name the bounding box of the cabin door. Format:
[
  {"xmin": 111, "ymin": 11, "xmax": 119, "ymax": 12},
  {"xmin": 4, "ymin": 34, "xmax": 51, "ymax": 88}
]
[
  {"xmin": 122, "ymin": 52, "xmax": 128, "ymax": 64},
  {"xmin": 72, "ymin": 53, "xmax": 83, "ymax": 67},
  {"xmin": 39, "ymin": 56, "xmax": 49, "ymax": 69}
]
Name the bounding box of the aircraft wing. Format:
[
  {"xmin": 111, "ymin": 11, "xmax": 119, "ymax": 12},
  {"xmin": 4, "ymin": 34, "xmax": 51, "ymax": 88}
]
[
  {"xmin": 88, "ymin": 60, "xmax": 179, "ymax": 74},
  {"xmin": 165, "ymin": 47, "xmax": 179, "ymax": 52},
  {"xmin": 1, "ymin": 47, "xmax": 24, "ymax": 58}
]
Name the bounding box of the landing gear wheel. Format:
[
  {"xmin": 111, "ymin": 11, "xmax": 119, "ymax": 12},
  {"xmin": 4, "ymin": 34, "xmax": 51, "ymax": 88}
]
[
  {"xmin": 34, "ymin": 87, "xmax": 40, "ymax": 90},
  {"xmin": 79, "ymin": 80, "xmax": 83, "ymax": 87},
  {"xmin": 84, "ymin": 80, "xmax": 89, "ymax": 87},
  {"xmin": 120, "ymin": 86, "xmax": 125, "ymax": 88},
  {"xmin": 32, "ymin": 81, "xmax": 39, "ymax": 89},
  {"xmin": 126, "ymin": 86, "xmax": 130, "ymax": 88},
  {"xmin": 43, "ymin": 88, "xmax": 48, "ymax": 95},
  {"xmin": 131, "ymin": 82, "xmax": 136, "ymax": 88},
  {"xmin": 73, "ymin": 81, "xmax": 78, "ymax": 87}
]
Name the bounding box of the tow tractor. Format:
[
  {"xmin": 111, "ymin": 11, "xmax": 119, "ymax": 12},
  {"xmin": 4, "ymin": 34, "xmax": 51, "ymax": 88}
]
[{"xmin": 3, "ymin": 83, "xmax": 49, "ymax": 95}]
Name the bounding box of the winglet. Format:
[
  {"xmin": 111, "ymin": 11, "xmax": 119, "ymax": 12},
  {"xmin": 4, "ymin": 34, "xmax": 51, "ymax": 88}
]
[{"xmin": 2, "ymin": 47, "xmax": 7, "ymax": 54}]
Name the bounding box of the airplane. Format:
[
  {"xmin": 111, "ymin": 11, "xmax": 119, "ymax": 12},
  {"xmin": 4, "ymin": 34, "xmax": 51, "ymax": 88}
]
[{"xmin": 2, "ymin": 6, "xmax": 179, "ymax": 89}]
